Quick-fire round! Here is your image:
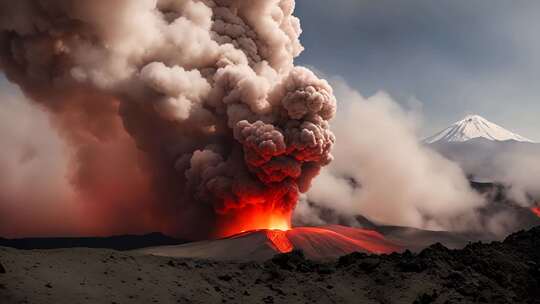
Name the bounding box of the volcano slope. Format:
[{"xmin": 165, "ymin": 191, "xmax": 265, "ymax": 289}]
[
  {"xmin": 1, "ymin": 227, "xmax": 540, "ymax": 304},
  {"xmin": 139, "ymin": 225, "xmax": 402, "ymax": 261}
]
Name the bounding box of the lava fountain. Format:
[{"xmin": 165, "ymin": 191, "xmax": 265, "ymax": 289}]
[{"xmin": 216, "ymin": 204, "xmax": 293, "ymax": 237}]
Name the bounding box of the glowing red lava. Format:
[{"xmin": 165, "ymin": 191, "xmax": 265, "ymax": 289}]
[
  {"xmin": 266, "ymin": 230, "xmax": 294, "ymax": 253},
  {"xmin": 265, "ymin": 225, "xmax": 401, "ymax": 257},
  {"xmin": 531, "ymin": 207, "xmax": 540, "ymax": 218},
  {"xmin": 213, "ymin": 196, "xmax": 400, "ymax": 257},
  {"xmin": 216, "ymin": 205, "xmax": 292, "ymax": 238},
  {"xmin": 286, "ymin": 226, "xmax": 401, "ymax": 255}
]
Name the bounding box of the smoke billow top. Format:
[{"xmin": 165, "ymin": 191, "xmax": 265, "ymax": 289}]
[{"xmin": 0, "ymin": 0, "xmax": 336, "ymax": 238}]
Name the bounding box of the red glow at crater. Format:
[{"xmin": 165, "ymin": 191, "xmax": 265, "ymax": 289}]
[
  {"xmin": 532, "ymin": 207, "xmax": 540, "ymax": 218},
  {"xmin": 216, "ymin": 205, "xmax": 292, "ymax": 238}
]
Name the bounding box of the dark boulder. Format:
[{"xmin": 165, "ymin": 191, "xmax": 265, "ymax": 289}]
[
  {"xmin": 270, "ymin": 250, "xmax": 315, "ymax": 272},
  {"xmin": 337, "ymin": 252, "xmax": 368, "ymax": 268},
  {"xmin": 357, "ymin": 257, "xmax": 381, "ymax": 272},
  {"xmin": 0, "ymin": 261, "xmax": 5, "ymax": 273}
]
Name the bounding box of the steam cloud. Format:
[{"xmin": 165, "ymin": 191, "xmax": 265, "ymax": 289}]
[
  {"xmin": 0, "ymin": 0, "xmax": 336, "ymax": 238},
  {"xmin": 294, "ymin": 79, "xmax": 497, "ymax": 234},
  {"xmin": 494, "ymin": 148, "xmax": 540, "ymax": 207}
]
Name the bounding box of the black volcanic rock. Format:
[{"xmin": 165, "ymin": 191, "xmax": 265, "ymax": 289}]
[
  {"xmin": 337, "ymin": 252, "xmax": 368, "ymax": 268},
  {"xmin": 270, "ymin": 250, "xmax": 311, "ymax": 272},
  {"xmin": 1, "ymin": 227, "xmax": 540, "ymax": 303},
  {"xmin": 0, "ymin": 262, "xmax": 5, "ymax": 274}
]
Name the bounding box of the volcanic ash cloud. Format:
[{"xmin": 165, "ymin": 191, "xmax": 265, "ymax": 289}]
[{"xmin": 0, "ymin": 0, "xmax": 336, "ymax": 238}]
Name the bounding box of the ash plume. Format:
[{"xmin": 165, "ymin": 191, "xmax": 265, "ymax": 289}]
[{"xmin": 0, "ymin": 0, "xmax": 336, "ymax": 238}]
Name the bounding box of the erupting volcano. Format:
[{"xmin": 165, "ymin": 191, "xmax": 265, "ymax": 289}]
[
  {"xmin": 2, "ymin": 0, "xmax": 485, "ymax": 262},
  {"xmin": 141, "ymin": 225, "xmax": 402, "ymax": 261},
  {"xmin": 0, "ymin": 0, "xmax": 335, "ymax": 239}
]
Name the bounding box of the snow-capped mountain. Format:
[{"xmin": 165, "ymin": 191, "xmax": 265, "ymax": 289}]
[
  {"xmin": 424, "ymin": 115, "xmax": 534, "ymax": 144},
  {"xmin": 425, "ymin": 114, "xmax": 539, "ymax": 185}
]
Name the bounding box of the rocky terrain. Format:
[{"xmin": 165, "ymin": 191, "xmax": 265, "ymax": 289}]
[{"xmin": 1, "ymin": 226, "xmax": 539, "ymax": 303}]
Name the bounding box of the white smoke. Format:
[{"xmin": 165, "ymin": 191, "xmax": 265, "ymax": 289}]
[
  {"xmin": 494, "ymin": 148, "xmax": 540, "ymax": 207},
  {"xmin": 295, "ymin": 78, "xmax": 490, "ymax": 233}
]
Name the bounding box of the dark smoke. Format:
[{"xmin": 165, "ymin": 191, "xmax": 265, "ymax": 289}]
[{"xmin": 0, "ymin": 0, "xmax": 336, "ymax": 238}]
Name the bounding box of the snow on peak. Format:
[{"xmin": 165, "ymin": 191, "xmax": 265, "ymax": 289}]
[{"xmin": 424, "ymin": 114, "xmax": 534, "ymax": 144}]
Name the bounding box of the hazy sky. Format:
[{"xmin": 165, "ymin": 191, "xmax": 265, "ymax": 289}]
[
  {"xmin": 295, "ymin": 0, "xmax": 540, "ymax": 140},
  {"xmin": 0, "ymin": 1, "xmax": 538, "ymax": 139}
]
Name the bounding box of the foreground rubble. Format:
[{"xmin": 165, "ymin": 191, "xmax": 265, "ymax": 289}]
[{"xmin": 1, "ymin": 227, "xmax": 539, "ymax": 304}]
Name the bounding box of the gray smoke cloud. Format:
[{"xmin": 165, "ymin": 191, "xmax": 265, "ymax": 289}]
[{"xmin": 0, "ymin": 0, "xmax": 336, "ymax": 238}]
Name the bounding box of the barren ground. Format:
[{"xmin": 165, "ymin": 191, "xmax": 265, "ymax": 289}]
[{"xmin": 1, "ymin": 227, "xmax": 539, "ymax": 304}]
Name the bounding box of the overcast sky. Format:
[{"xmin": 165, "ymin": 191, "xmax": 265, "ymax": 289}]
[
  {"xmin": 0, "ymin": 1, "xmax": 538, "ymax": 140},
  {"xmin": 295, "ymin": 0, "xmax": 540, "ymax": 140}
]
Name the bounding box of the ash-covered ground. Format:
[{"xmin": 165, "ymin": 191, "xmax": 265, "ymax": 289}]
[{"xmin": 1, "ymin": 227, "xmax": 539, "ymax": 304}]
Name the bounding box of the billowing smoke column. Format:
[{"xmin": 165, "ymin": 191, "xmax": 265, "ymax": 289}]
[{"xmin": 0, "ymin": 0, "xmax": 336, "ymax": 238}]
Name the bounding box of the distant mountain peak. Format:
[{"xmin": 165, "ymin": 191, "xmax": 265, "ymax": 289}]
[{"xmin": 424, "ymin": 114, "xmax": 534, "ymax": 144}]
